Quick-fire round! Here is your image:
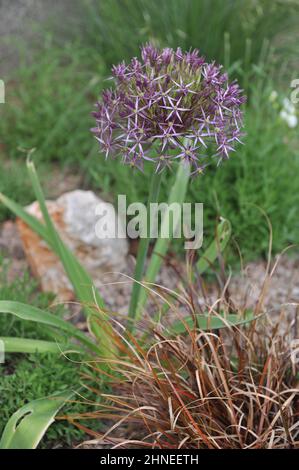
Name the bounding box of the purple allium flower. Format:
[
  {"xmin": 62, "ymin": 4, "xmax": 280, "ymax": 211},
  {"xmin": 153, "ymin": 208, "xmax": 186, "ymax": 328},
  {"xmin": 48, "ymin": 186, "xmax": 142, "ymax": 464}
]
[{"xmin": 92, "ymin": 44, "xmax": 246, "ymax": 173}]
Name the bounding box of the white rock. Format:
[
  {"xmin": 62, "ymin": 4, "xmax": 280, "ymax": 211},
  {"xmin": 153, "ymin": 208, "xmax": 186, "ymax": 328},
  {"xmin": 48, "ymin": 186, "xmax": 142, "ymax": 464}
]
[
  {"xmin": 57, "ymin": 190, "xmax": 128, "ymax": 270},
  {"xmin": 16, "ymin": 190, "xmax": 128, "ymax": 300}
]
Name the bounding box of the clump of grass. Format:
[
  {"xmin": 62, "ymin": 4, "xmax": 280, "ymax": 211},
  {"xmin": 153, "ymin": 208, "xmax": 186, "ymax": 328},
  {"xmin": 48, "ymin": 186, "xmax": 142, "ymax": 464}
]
[
  {"xmin": 69, "ymin": 252, "xmax": 299, "ymax": 449},
  {"xmin": 75, "ymin": 319, "xmax": 298, "ymax": 449}
]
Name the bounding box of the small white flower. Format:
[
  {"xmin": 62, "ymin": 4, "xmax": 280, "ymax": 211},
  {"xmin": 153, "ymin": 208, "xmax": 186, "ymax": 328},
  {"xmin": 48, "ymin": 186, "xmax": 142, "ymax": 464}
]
[
  {"xmin": 282, "ymin": 97, "xmax": 296, "ymax": 114},
  {"xmin": 269, "ymin": 90, "xmax": 278, "ymax": 102},
  {"xmin": 287, "ymin": 114, "xmax": 298, "ymax": 128},
  {"xmin": 280, "ymin": 109, "xmax": 298, "ymax": 128}
]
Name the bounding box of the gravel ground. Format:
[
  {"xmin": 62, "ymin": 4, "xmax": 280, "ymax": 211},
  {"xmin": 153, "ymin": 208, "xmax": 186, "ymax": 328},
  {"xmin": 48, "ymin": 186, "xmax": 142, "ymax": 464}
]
[{"xmin": 0, "ymin": 218, "xmax": 181, "ymax": 316}]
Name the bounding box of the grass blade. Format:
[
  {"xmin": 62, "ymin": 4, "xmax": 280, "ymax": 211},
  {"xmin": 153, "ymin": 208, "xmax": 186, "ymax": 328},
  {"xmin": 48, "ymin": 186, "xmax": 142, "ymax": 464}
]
[
  {"xmin": 0, "ymin": 300, "xmax": 98, "ymax": 353},
  {"xmin": 196, "ymin": 217, "xmax": 231, "ymax": 275},
  {"xmin": 0, "ymin": 337, "xmax": 82, "ymax": 354},
  {"xmin": 169, "ymin": 310, "xmax": 256, "ymax": 335},
  {"xmin": 0, "ymin": 192, "xmax": 51, "ymax": 243}
]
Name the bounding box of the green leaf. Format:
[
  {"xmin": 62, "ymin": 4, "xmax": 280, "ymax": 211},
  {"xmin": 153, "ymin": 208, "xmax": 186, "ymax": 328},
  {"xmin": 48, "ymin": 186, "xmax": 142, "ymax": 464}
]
[
  {"xmin": 0, "ymin": 300, "xmax": 98, "ymax": 354},
  {"xmin": 0, "ymin": 337, "xmax": 82, "ymax": 354},
  {"xmin": 1, "ymin": 337, "xmax": 63, "ymax": 354},
  {"xmin": 0, "ymin": 392, "xmax": 73, "ymax": 449},
  {"xmin": 170, "ymin": 310, "xmax": 256, "ymax": 335},
  {"xmin": 196, "ymin": 217, "xmax": 231, "ymax": 275}
]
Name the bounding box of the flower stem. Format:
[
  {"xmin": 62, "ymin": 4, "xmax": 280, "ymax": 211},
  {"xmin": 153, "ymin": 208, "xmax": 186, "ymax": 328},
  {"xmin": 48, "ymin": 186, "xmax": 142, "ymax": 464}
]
[
  {"xmin": 135, "ymin": 160, "xmax": 190, "ymax": 321},
  {"xmin": 128, "ymin": 170, "xmax": 163, "ymax": 321}
]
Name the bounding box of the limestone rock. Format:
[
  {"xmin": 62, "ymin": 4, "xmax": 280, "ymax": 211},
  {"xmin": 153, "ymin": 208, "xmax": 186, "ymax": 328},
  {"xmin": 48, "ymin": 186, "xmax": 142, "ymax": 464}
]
[{"xmin": 16, "ymin": 190, "xmax": 128, "ymax": 300}]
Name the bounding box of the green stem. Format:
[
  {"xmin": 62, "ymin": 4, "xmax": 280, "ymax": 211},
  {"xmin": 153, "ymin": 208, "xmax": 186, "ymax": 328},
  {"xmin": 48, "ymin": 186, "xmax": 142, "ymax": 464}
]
[
  {"xmin": 135, "ymin": 160, "xmax": 190, "ymax": 320},
  {"xmin": 128, "ymin": 170, "xmax": 163, "ymax": 321}
]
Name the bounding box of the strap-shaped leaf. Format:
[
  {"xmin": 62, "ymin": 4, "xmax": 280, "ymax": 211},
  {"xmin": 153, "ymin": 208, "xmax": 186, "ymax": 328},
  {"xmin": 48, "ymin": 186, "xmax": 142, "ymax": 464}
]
[
  {"xmin": 0, "ymin": 337, "xmax": 82, "ymax": 354},
  {"xmin": 196, "ymin": 217, "xmax": 231, "ymax": 275},
  {"xmin": 0, "ymin": 392, "xmax": 73, "ymax": 449},
  {"xmin": 0, "ymin": 300, "xmax": 98, "ymax": 353},
  {"xmin": 170, "ymin": 310, "xmax": 256, "ymax": 335}
]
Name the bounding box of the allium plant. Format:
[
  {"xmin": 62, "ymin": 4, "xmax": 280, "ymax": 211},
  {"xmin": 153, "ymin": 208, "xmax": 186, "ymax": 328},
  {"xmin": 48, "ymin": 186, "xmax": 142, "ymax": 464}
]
[{"xmin": 92, "ymin": 44, "xmax": 246, "ymax": 323}]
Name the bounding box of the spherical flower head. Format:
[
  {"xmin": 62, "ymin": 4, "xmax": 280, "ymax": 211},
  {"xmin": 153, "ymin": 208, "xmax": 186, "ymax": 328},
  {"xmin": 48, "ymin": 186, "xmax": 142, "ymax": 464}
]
[{"xmin": 92, "ymin": 44, "xmax": 246, "ymax": 174}]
